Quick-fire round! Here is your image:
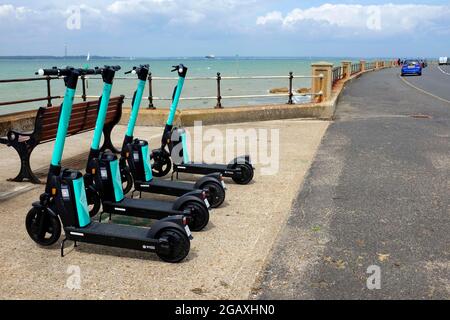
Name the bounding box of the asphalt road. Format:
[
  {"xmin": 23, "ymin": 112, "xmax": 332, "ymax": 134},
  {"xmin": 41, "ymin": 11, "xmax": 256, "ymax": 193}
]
[
  {"xmin": 402, "ymin": 64, "xmax": 450, "ymax": 102},
  {"xmin": 256, "ymin": 67, "xmax": 450, "ymax": 299}
]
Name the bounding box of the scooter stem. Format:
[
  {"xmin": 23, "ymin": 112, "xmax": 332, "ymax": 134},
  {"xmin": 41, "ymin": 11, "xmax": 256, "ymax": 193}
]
[
  {"xmin": 126, "ymin": 79, "xmax": 146, "ymax": 137},
  {"xmin": 91, "ymin": 66, "xmax": 119, "ymax": 151},
  {"xmin": 161, "ymin": 65, "xmax": 188, "ymax": 148}
]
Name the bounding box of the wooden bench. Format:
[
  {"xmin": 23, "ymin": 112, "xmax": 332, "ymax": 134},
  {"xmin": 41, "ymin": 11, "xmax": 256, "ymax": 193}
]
[{"xmin": 0, "ymin": 95, "xmax": 124, "ymax": 183}]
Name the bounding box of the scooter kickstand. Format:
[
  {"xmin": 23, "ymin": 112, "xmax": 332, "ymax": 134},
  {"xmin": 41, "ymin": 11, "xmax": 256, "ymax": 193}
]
[{"xmin": 61, "ymin": 237, "xmax": 67, "ymax": 257}]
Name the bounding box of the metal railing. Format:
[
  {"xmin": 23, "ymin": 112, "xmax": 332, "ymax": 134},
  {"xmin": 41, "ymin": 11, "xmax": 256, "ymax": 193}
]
[
  {"xmin": 332, "ymin": 66, "xmax": 343, "ymax": 86},
  {"xmin": 365, "ymin": 62, "xmax": 376, "ymax": 70},
  {"xmin": 351, "ymin": 63, "xmax": 362, "ymax": 75},
  {"xmin": 0, "ymin": 72, "xmax": 323, "ymax": 111},
  {"xmin": 0, "ymin": 76, "xmax": 60, "ymax": 108},
  {"xmin": 74, "ymin": 73, "xmax": 323, "ymax": 109}
]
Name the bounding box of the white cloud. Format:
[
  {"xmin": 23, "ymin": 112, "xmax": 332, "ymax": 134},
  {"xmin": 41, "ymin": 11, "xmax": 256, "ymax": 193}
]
[
  {"xmin": 107, "ymin": 0, "xmax": 175, "ymax": 15},
  {"xmin": 0, "ymin": 4, "xmax": 33, "ymax": 19},
  {"xmin": 256, "ymin": 11, "xmax": 283, "ymax": 25},
  {"xmin": 257, "ymin": 3, "xmax": 450, "ymax": 34}
]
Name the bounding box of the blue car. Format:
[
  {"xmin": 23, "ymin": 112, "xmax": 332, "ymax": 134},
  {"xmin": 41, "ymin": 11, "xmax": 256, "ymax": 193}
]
[{"xmin": 401, "ymin": 60, "xmax": 422, "ymax": 76}]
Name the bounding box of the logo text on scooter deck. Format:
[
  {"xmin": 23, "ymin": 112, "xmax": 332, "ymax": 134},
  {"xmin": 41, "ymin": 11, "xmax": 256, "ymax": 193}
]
[
  {"xmin": 114, "ymin": 208, "xmax": 126, "ymax": 212},
  {"xmin": 142, "ymin": 245, "xmax": 155, "ymax": 250},
  {"xmin": 70, "ymin": 232, "xmax": 85, "ymax": 237}
]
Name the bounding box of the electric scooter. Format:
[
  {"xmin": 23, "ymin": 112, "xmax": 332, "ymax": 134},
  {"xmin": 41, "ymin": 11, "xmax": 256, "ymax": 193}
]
[
  {"xmin": 151, "ymin": 64, "xmax": 255, "ymax": 185},
  {"xmin": 25, "ymin": 66, "xmax": 191, "ymax": 263},
  {"xmin": 83, "ymin": 66, "xmax": 210, "ymax": 231},
  {"xmin": 119, "ymin": 65, "xmax": 226, "ymax": 208}
]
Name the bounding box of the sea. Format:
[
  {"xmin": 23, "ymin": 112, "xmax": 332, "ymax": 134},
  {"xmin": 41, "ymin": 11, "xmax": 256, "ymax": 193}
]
[{"xmin": 0, "ymin": 57, "xmax": 355, "ymax": 115}]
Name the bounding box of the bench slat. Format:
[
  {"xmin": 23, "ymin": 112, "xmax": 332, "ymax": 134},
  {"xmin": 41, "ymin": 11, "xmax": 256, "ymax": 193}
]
[{"xmin": 37, "ymin": 96, "xmax": 123, "ymax": 141}]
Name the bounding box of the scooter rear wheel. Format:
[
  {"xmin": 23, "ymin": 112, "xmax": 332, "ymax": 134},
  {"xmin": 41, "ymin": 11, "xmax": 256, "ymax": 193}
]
[
  {"xmin": 232, "ymin": 163, "xmax": 254, "ymax": 185},
  {"xmin": 25, "ymin": 207, "xmax": 61, "ymax": 246},
  {"xmin": 201, "ymin": 181, "xmax": 225, "ymax": 208},
  {"xmin": 156, "ymin": 228, "xmax": 190, "ymax": 263},
  {"xmin": 150, "ymin": 149, "xmax": 172, "ymax": 177},
  {"xmin": 182, "ymin": 202, "xmax": 210, "ymax": 231}
]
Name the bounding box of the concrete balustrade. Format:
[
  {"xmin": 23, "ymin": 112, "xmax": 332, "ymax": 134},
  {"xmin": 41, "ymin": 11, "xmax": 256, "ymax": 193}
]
[{"xmin": 311, "ymin": 62, "xmax": 333, "ymax": 103}]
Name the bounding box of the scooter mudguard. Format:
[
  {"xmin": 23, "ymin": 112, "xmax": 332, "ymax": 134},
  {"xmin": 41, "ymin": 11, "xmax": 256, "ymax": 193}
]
[
  {"xmin": 31, "ymin": 201, "xmax": 58, "ymax": 218},
  {"xmin": 172, "ymin": 190, "xmax": 208, "ymax": 211},
  {"xmin": 193, "ymin": 173, "xmax": 223, "ymax": 189},
  {"xmin": 147, "ymin": 216, "xmax": 193, "ymax": 240},
  {"xmin": 227, "ymin": 155, "xmax": 253, "ymax": 169}
]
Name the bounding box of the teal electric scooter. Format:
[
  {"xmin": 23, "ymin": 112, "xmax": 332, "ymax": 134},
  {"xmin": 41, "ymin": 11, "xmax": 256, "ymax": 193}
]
[
  {"xmin": 118, "ymin": 65, "xmax": 226, "ymax": 208},
  {"xmin": 151, "ymin": 64, "xmax": 255, "ymax": 184},
  {"xmin": 84, "ymin": 66, "xmax": 210, "ymax": 232},
  {"xmin": 25, "ymin": 66, "xmax": 192, "ymax": 263}
]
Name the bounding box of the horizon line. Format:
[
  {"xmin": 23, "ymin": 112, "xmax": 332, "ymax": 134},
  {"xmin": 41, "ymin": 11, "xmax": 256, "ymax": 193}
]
[{"xmin": 0, "ymin": 55, "xmax": 421, "ymax": 60}]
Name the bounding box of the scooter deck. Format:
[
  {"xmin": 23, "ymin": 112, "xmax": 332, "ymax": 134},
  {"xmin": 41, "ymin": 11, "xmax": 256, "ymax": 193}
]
[
  {"xmin": 174, "ymin": 162, "xmax": 235, "ymax": 177},
  {"xmin": 64, "ymin": 222, "xmax": 158, "ymax": 252},
  {"xmin": 102, "ymin": 198, "xmax": 181, "ymax": 219},
  {"xmin": 135, "ymin": 178, "xmax": 197, "ymax": 196},
  {"xmin": 66, "ymin": 221, "xmax": 151, "ymax": 240}
]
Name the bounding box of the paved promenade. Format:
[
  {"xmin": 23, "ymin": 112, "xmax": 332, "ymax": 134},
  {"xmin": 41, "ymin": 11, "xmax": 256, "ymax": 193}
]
[
  {"xmin": 257, "ymin": 66, "xmax": 450, "ymax": 299},
  {"xmin": 0, "ymin": 119, "xmax": 328, "ymax": 299}
]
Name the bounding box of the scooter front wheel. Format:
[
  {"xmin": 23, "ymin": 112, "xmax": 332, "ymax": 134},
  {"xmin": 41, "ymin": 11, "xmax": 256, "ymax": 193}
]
[
  {"xmin": 151, "ymin": 149, "xmax": 172, "ymax": 177},
  {"xmin": 121, "ymin": 167, "xmax": 133, "ymax": 194},
  {"xmin": 201, "ymin": 181, "xmax": 225, "ymax": 208},
  {"xmin": 86, "ymin": 189, "xmax": 101, "ymax": 218},
  {"xmin": 156, "ymin": 228, "xmax": 190, "ymax": 263},
  {"xmin": 182, "ymin": 201, "xmax": 210, "ymax": 231},
  {"xmin": 25, "ymin": 207, "xmax": 61, "ymax": 246},
  {"xmin": 232, "ymin": 163, "xmax": 254, "ymax": 185}
]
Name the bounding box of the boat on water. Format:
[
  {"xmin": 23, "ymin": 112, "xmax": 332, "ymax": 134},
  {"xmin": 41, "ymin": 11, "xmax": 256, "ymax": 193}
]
[{"xmin": 205, "ymin": 54, "xmax": 216, "ymax": 59}]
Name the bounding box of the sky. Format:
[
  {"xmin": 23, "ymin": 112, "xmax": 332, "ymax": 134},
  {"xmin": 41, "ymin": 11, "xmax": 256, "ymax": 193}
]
[{"xmin": 0, "ymin": 0, "xmax": 449, "ymax": 58}]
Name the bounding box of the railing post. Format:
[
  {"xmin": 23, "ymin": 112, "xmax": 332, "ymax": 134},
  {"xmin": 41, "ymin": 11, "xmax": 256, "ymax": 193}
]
[
  {"xmin": 342, "ymin": 61, "xmax": 352, "ymax": 79},
  {"xmin": 360, "ymin": 60, "xmax": 366, "ymax": 73},
  {"xmin": 288, "ymin": 72, "xmax": 294, "ymax": 104},
  {"xmin": 81, "ymin": 75, "xmax": 87, "ymax": 102},
  {"xmin": 215, "ymin": 72, "xmax": 223, "ymax": 109},
  {"xmin": 46, "ymin": 76, "xmax": 52, "ymax": 107},
  {"xmin": 148, "ymin": 72, "xmax": 155, "ymax": 109},
  {"xmin": 311, "ymin": 62, "xmax": 333, "ymax": 103}
]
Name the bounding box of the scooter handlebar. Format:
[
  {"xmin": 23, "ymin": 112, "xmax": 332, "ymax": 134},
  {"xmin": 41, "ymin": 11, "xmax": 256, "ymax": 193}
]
[
  {"xmin": 36, "ymin": 67, "xmax": 61, "ymax": 76},
  {"xmin": 102, "ymin": 65, "xmax": 121, "ymax": 72},
  {"xmin": 124, "ymin": 64, "xmax": 149, "ymax": 80},
  {"xmin": 171, "ymin": 64, "xmax": 188, "ymax": 78},
  {"xmin": 124, "ymin": 68, "xmax": 136, "ymax": 75},
  {"xmin": 36, "ymin": 66, "xmax": 103, "ymax": 76}
]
